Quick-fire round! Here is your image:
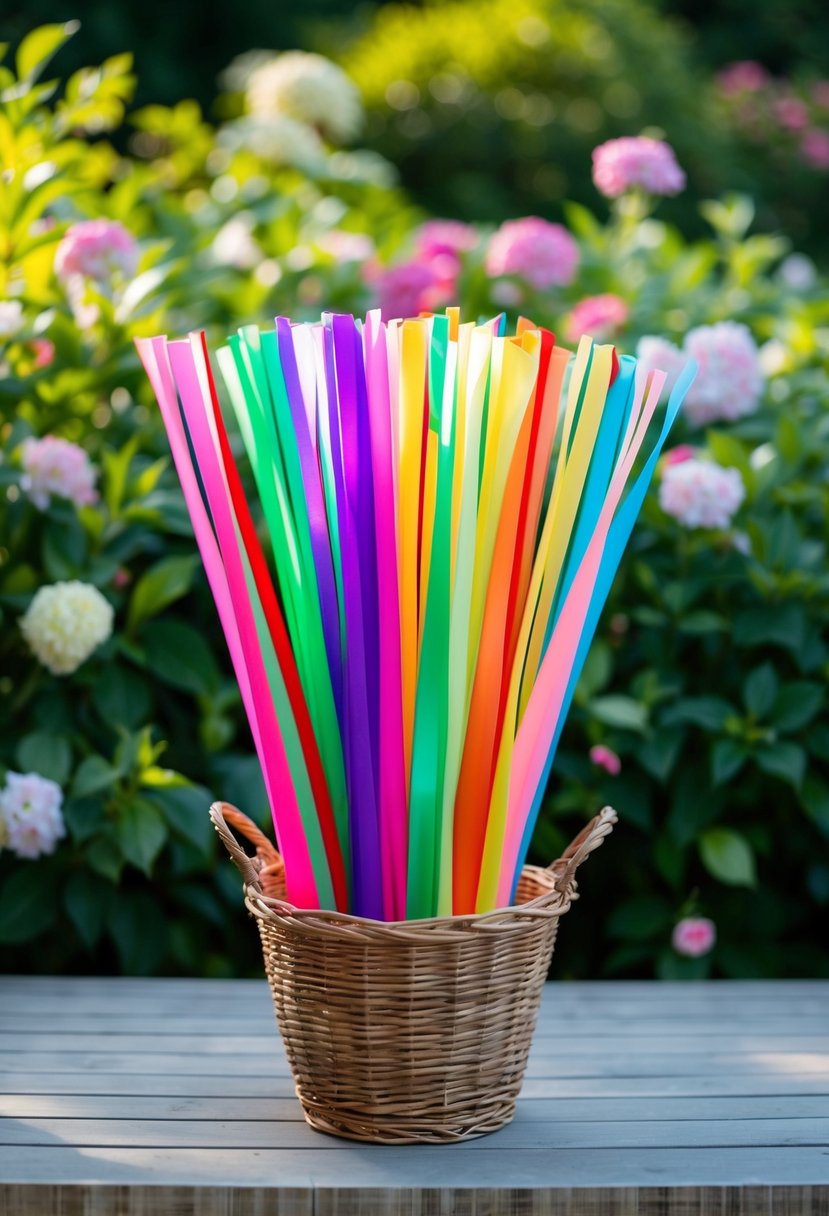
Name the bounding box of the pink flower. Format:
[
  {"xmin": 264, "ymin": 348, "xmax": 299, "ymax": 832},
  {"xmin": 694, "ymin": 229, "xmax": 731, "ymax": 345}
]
[
  {"xmin": 564, "ymin": 294, "xmax": 629, "ymax": 343},
  {"xmin": 414, "ymin": 219, "xmax": 478, "ymax": 261},
  {"xmin": 801, "ymin": 128, "xmax": 829, "ymax": 170},
  {"xmin": 31, "ymin": 338, "xmax": 55, "ymax": 369},
  {"xmin": 589, "ymin": 745, "xmax": 621, "ymax": 776},
  {"xmin": 485, "ymin": 217, "xmax": 579, "ymax": 289},
  {"xmin": 773, "ymin": 96, "xmax": 810, "ymax": 132},
  {"xmin": 0, "ymin": 771, "xmax": 65, "ymax": 860},
  {"xmin": 54, "ymin": 219, "xmax": 139, "ymax": 285},
  {"xmin": 683, "ymin": 322, "xmax": 763, "ymax": 426},
  {"xmin": 636, "ymin": 335, "xmax": 688, "ymax": 397},
  {"xmin": 591, "ymin": 137, "xmax": 686, "ymax": 199},
  {"xmin": 372, "ymin": 260, "xmax": 448, "ymax": 321},
  {"xmin": 663, "ymin": 444, "xmax": 696, "ymax": 467},
  {"xmin": 20, "ymin": 435, "xmax": 98, "ymax": 511},
  {"xmin": 659, "ymin": 458, "xmax": 745, "ymax": 529},
  {"xmin": 112, "ymin": 567, "xmax": 132, "ymax": 590},
  {"xmin": 672, "ymin": 917, "xmax": 716, "ymax": 958},
  {"xmin": 716, "ymin": 61, "xmax": 770, "ymax": 95}
]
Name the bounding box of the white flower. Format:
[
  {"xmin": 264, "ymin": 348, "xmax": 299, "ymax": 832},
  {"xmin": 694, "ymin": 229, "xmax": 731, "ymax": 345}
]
[
  {"xmin": 219, "ymin": 115, "xmax": 328, "ymax": 175},
  {"xmin": 0, "ymin": 300, "xmax": 25, "ymax": 339},
  {"xmin": 0, "ymin": 771, "xmax": 66, "ymax": 859},
  {"xmin": 246, "ymin": 52, "xmax": 363, "ymax": 144},
  {"xmin": 210, "ymin": 215, "xmax": 262, "ymax": 269},
  {"xmin": 20, "ymin": 581, "xmax": 114, "ymax": 676}
]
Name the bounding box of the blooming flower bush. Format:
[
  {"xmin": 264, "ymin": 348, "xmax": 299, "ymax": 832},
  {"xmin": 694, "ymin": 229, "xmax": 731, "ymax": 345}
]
[{"xmin": 1, "ymin": 25, "xmax": 828, "ymax": 981}]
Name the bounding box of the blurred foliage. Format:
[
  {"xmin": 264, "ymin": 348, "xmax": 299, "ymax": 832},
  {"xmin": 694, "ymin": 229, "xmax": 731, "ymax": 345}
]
[
  {"xmin": 1, "ymin": 25, "xmax": 828, "ymax": 980},
  {"xmin": 338, "ymin": 0, "xmax": 829, "ymax": 255}
]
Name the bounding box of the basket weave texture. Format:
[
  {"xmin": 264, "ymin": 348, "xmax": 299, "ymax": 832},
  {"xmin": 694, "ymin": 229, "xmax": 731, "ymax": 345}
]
[{"xmin": 211, "ymin": 801, "xmax": 616, "ymax": 1144}]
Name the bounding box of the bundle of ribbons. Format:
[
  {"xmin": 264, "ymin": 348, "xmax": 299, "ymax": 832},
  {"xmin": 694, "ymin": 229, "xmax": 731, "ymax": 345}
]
[{"xmin": 137, "ymin": 311, "xmax": 695, "ymax": 921}]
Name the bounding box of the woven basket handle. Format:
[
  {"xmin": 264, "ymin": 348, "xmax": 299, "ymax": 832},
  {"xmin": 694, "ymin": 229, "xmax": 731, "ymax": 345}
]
[
  {"xmin": 209, "ymin": 801, "xmax": 279, "ymax": 889},
  {"xmin": 549, "ymin": 806, "xmax": 618, "ymax": 896}
]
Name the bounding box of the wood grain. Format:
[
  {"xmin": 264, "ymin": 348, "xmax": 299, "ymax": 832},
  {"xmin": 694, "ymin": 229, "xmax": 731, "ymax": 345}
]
[{"xmin": 0, "ymin": 977, "xmax": 827, "ymax": 1215}]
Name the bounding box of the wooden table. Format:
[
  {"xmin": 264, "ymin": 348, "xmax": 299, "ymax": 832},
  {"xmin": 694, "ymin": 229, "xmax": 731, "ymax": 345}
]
[{"xmin": 1, "ymin": 977, "xmax": 827, "ymax": 1214}]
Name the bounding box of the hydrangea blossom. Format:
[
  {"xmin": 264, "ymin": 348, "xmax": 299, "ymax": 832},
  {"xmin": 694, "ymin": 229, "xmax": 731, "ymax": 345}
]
[
  {"xmin": 683, "ymin": 322, "xmax": 764, "ymax": 425},
  {"xmin": 0, "ymin": 771, "xmax": 66, "ymax": 860},
  {"xmin": 372, "ymin": 260, "xmax": 449, "ymax": 321},
  {"xmin": 564, "ymin": 294, "xmax": 629, "ymax": 343},
  {"xmin": 20, "ymin": 436, "xmax": 98, "ymax": 511},
  {"xmin": 219, "ymin": 115, "xmax": 328, "ymax": 174},
  {"xmin": 672, "ymin": 917, "xmax": 716, "ymax": 957},
  {"xmin": 592, "ymin": 136, "xmax": 686, "ymax": 199},
  {"xmin": 659, "ymin": 458, "xmax": 745, "ymax": 529},
  {"xmin": 246, "ymin": 52, "xmax": 363, "ymax": 143},
  {"xmin": 54, "ymin": 220, "xmax": 139, "ymax": 285},
  {"xmin": 413, "ymin": 220, "xmax": 478, "ymax": 261},
  {"xmin": 637, "ymin": 324, "xmax": 763, "ymax": 426},
  {"xmin": 485, "ymin": 217, "xmax": 579, "ymax": 289},
  {"xmin": 20, "ymin": 581, "xmax": 114, "ymax": 676}
]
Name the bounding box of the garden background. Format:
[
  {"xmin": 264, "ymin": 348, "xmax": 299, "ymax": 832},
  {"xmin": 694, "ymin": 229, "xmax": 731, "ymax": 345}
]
[{"xmin": 1, "ymin": 0, "xmax": 828, "ymax": 980}]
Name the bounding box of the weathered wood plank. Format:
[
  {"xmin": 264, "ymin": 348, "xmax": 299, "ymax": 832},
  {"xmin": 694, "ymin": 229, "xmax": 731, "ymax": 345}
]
[
  {"xmin": 0, "ymin": 1144, "xmax": 828, "ymax": 1187},
  {"xmin": 2, "ymin": 1069, "xmax": 826, "ymax": 1098},
  {"xmin": 3, "ymin": 1014, "xmax": 829, "ymax": 1037},
  {"xmin": 3, "ymin": 1093, "xmax": 827, "ymax": 1123},
  {"xmin": 2, "ymin": 1030, "xmax": 826, "ymax": 1057},
  {"xmin": 3, "ymin": 1115, "xmax": 829, "ymax": 1150},
  {"xmin": 3, "ymin": 1049, "xmax": 826, "ymax": 1078}
]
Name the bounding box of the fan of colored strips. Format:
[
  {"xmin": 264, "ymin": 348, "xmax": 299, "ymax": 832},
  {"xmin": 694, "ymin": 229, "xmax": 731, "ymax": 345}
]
[{"xmin": 137, "ymin": 310, "xmax": 695, "ymax": 919}]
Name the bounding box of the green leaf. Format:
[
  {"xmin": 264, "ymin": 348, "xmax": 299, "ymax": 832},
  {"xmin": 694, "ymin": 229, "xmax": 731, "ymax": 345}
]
[
  {"xmin": 711, "ymin": 738, "xmax": 749, "ymax": 785},
  {"xmin": 16, "ymin": 21, "xmax": 78, "ymax": 82},
  {"xmin": 677, "ymin": 611, "xmax": 728, "ymax": 636},
  {"xmin": 589, "ymin": 695, "xmax": 648, "ymax": 733},
  {"xmin": 148, "ymin": 783, "xmax": 214, "ymax": 857},
  {"xmin": 72, "ymin": 755, "xmax": 122, "ymax": 800},
  {"xmin": 64, "ymin": 870, "xmax": 113, "ymax": 950},
  {"xmin": 127, "ymin": 555, "xmax": 199, "ymax": 632},
  {"xmin": 115, "ymin": 798, "xmax": 168, "ymax": 875},
  {"xmin": 87, "ymin": 834, "xmax": 124, "ymax": 883},
  {"xmin": 62, "ymin": 796, "xmax": 106, "ymax": 844},
  {"xmin": 743, "ymin": 664, "xmax": 779, "ymax": 719},
  {"xmin": 143, "ymin": 618, "xmax": 220, "ymax": 696},
  {"xmin": 733, "ymin": 604, "xmax": 806, "ymax": 651},
  {"xmin": 92, "ymin": 664, "xmax": 152, "ymax": 731},
  {"xmin": 773, "ymin": 682, "xmax": 825, "ymax": 733},
  {"xmin": 699, "ymin": 827, "xmax": 756, "ymax": 887},
  {"xmin": 755, "ymin": 742, "xmax": 806, "ymax": 789},
  {"xmin": 0, "ymin": 865, "xmax": 58, "ymax": 943},
  {"xmin": 663, "ymin": 696, "xmax": 735, "ymax": 731},
  {"xmin": 15, "ymin": 731, "xmax": 72, "ymax": 785},
  {"xmin": 637, "ymin": 728, "xmax": 685, "ymax": 783},
  {"xmin": 801, "ymin": 777, "xmax": 829, "ymax": 837}
]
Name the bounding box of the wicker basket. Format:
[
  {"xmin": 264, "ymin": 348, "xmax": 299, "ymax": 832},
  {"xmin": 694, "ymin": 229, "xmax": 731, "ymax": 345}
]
[{"xmin": 210, "ymin": 800, "xmax": 616, "ymax": 1144}]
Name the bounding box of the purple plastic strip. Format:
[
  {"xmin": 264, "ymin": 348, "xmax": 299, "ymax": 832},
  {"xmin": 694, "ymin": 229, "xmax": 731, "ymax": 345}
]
[
  {"xmin": 323, "ymin": 315, "xmax": 383, "ymax": 918},
  {"xmin": 275, "ymin": 316, "xmax": 344, "ymax": 727}
]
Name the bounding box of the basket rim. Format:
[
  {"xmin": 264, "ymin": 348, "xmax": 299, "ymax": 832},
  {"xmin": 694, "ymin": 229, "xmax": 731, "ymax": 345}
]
[{"xmin": 211, "ymin": 802, "xmax": 617, "ymax": 940}]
